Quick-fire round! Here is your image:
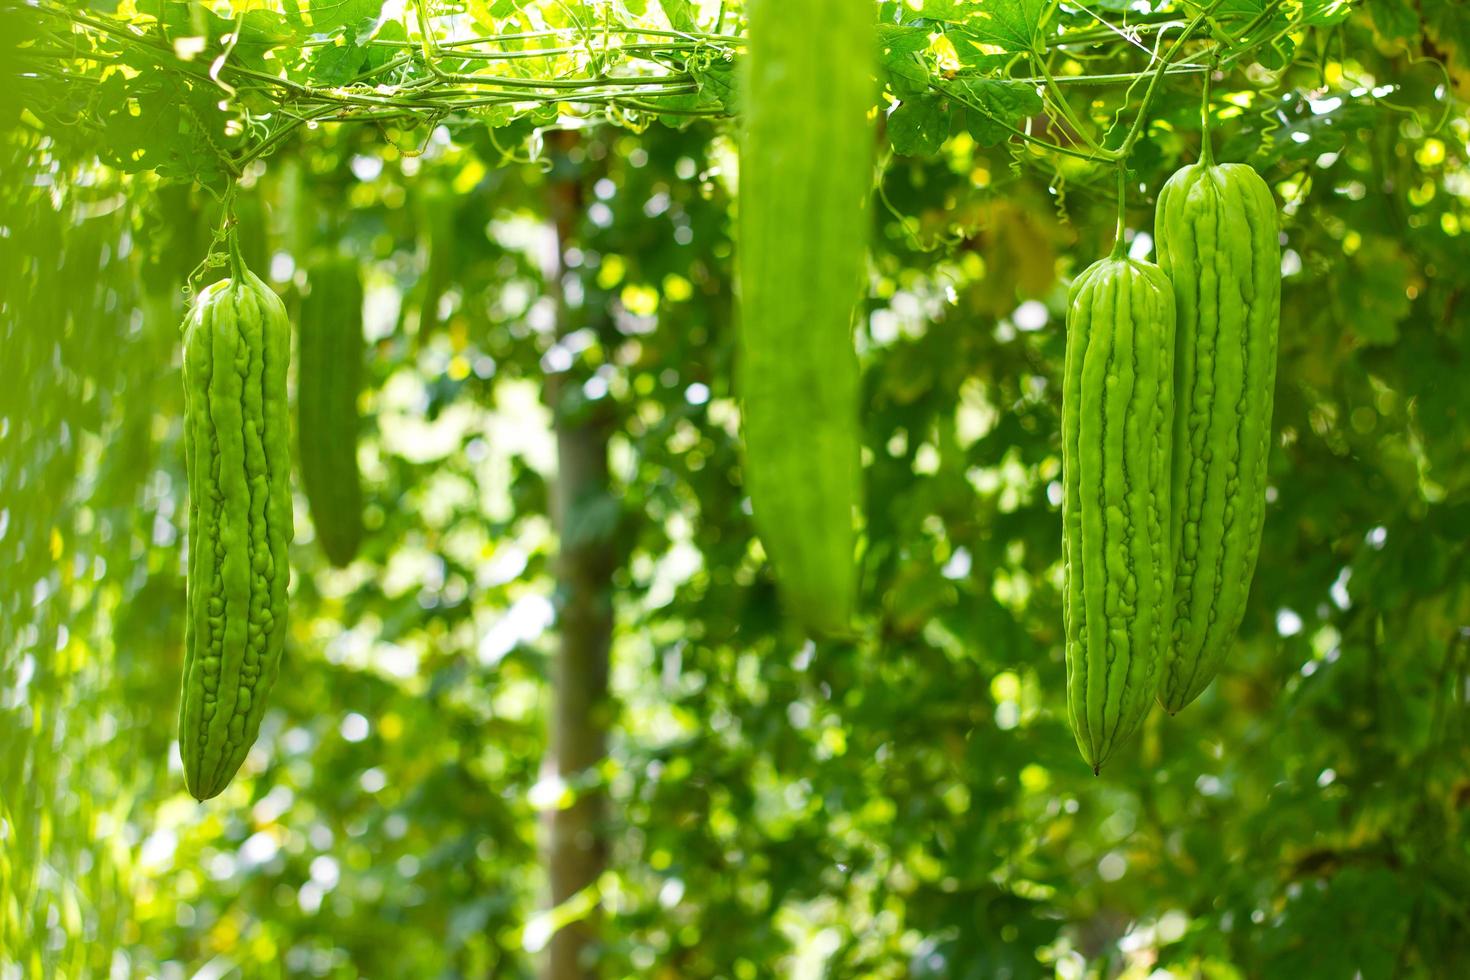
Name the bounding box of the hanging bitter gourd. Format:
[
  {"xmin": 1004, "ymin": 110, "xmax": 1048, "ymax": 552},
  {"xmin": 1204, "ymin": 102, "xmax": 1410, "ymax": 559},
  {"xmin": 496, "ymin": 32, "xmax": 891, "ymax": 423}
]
[
  {"xmin": 1062, "ymin": 254, "xmax": 1176, "ymax": 772},
  {"xmin": 297, "ymin": 253, "xmax": 366, "ymax": 567},
  {"xmin": 737, "ymin": 0, "xmax": 874, "ymax": 635},
  {"xmin": 1154, "ymin": 155, "xmax": 1280, "ymax": 712},
  {"xmin": 179, "ymin": 264, "xmax": 293, "ymax": 801},
  {"xmin": 414, "ymin": 177, "xmax": 455, "ymax": 343}
]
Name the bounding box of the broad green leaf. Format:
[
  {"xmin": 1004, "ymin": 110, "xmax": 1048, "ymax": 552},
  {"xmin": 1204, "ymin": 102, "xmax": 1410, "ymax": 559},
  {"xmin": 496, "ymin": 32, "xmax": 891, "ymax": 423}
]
[
  {"xmin": 309, "ymin": 0, "xmax": 385, "ymax": 37},
  {"xmin": 658, "ymin": 0, "xmax": 698, "ymax": 31},
  {"xmin": 953, "ymin": 77, "xmax": 1043, "ymax": 145},
  {"xmin": 310, "ymin": 36, "xmax": 368, "ymax": 85},
  {"xmin": 956, "ymin": 0, "xmax": 1048, "ymax": 53},
  {"xmin": 690, "ymin": 53, "xmax": 740, "ymax": 113},
  {"xmin": 1302, "ymin": 0, "xmax": 1355, "ymax": 27},
  {"xmin": 1369, "ymin": 0, "xmax": 1420, "ymax": 41},
  {"xmin": 282, "ymin": 0, "xmax": 305, "ymax": 31},
  {"xmin": 917, "ymin": 0, "xmax": 968, "ymax": 23},
  {"xmin": 888, "ymin": 95, "xmax": 952, "ymax": 155},
  {"xmin": 880, "ymin": 24, "xmax": 933, "ymax": 98},
  {"xmin": 953, "ymin": 77, "xmax": 1042, "ymax": 124},
  {"xmin": 364, "ymin": 17, "xmax": 409, "ymax": 71}
]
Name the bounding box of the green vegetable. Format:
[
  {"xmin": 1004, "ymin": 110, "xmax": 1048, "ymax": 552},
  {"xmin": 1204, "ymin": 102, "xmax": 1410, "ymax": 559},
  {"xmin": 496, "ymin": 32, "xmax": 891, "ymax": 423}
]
[
  {"xmin": 737, "ymin": 0, "xmax": 874, "ymax": 634},
  {"xmin": 1062, "ymin": 255, "xmax": 1175, "ymax": 772},
  {"xmin": 179, "ymin": 267, "xmax": 294, "ymax": 801},
  {"xmin": 414, "ymin": 178, "xmax": 455, "ymax": 343},
  {"xmin": 1154, "ymin": 157, "xmax": 1281, "ymax": 712},
  {"xmin": 297, "ymin": 252, "xmax": 366, "ymax": 567}
]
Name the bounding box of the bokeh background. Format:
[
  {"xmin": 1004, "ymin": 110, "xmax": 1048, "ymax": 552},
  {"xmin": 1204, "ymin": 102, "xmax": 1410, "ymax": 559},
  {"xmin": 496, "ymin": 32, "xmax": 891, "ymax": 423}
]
[{"xmin": 4, "ymin": 1, "xmax": 1470, "ymax": 977}]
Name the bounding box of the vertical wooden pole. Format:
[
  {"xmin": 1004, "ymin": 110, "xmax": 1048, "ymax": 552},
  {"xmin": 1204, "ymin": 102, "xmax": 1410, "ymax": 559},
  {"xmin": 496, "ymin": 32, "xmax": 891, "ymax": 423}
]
[{"xmin": 541, "ymin": 134, "xmax": 615, "ymax": 980}]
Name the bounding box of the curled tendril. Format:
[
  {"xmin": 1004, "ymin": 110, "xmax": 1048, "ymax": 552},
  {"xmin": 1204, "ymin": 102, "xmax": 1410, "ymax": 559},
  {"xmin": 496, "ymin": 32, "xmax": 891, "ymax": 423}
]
[
  {"xmin": 377, "ymin": 113, "xmax": 447, "ymax": 158},
  {"xmin": 183, "ymin": 185, "xmax": 239, "ymax": 300},
  {"xmin": 1050, "ymin": 171, "xmax": 1072, "ymax": 231}
]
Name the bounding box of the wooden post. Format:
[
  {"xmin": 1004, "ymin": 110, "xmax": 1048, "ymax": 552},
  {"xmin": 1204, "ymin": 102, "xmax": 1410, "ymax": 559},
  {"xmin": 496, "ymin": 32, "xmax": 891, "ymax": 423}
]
[{"xmin": 541, "ymin": 133, "xmax": 616, "ymax": 980}]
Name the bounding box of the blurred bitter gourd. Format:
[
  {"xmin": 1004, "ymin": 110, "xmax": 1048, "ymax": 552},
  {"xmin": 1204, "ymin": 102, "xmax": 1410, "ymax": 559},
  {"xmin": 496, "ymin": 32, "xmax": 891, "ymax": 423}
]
[
  {"xmin": 415, "ymin": 177, "xmax": 455, "ymax": 343},
  {"xmin": 297, "ymin": 253, "xmax": 365, "ymax": 567},
  {"xmin": 1062, "ymin": 255, "xmax": 1175, "ymax": 772},
  {"xmin": 737, "ymin": 0, "xmax": 874, "ymax": 634},
  {"xmin": 179, "ymin": 266, "xmax": 293, "ymax": 801},
  {"xmin": 1154, "ymin": 156, "xmax": 1280, "ymax": 712}
]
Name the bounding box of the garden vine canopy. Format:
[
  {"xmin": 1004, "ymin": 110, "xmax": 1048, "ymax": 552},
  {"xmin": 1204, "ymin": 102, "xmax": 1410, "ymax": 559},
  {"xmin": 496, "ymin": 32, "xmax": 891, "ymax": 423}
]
[{"xmin": 4, "ymin": 0, "xmax": 1470, "ymax": 977}]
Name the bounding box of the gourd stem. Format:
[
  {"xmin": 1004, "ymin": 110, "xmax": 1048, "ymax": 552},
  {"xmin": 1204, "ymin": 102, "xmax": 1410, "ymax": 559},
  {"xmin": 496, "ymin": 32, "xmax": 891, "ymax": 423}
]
[
  {"xmin": 220, "ymin": 182, "xmax": 244, "ymax": 282},
  {"xmin": 1200, "ymin": 56, "xmax": 1216, "ymax": 166},
  {"xmin": 1115, "ymin": 0, "xmax": 1221, "ymax": 159},
  {"xmin": 1110, "ymin": 164, "xmax": 1128, "ymax": 259},
  {"xmin": 226, "ymin": 223, "xmax": 244, "ymax": 282}
]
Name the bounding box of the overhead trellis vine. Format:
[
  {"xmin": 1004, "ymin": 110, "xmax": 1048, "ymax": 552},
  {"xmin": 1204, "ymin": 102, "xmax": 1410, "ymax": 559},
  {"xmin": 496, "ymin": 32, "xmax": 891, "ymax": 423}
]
[{"xmin": 11, "ymin": 0, "xmax": 1352, "ymax": 191}]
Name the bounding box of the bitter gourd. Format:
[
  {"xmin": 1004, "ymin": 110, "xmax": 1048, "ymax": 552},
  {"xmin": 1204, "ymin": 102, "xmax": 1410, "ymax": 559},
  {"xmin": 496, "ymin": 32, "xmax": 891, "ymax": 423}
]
[
  {"xmin": 415, "ymin": 178, "xmax": 455, "ymax": 343},
  {"xmin": 1062, "ymin": 255, "xmax": 1175, "ymax": 772},
  {"xmin": 737, "ymin": 0, "xmax": 873, "ymax": 634},
  {"xmin": 297, "ymin": 253, "xmax": 366, "ymax": 567},
  {"xmin": 1154, "ymin": 157, "xmax": 1280, "ymax": 712},
  {"xmin": 179, "ymin": 267, "xmax": 293, "ymax": 801}
]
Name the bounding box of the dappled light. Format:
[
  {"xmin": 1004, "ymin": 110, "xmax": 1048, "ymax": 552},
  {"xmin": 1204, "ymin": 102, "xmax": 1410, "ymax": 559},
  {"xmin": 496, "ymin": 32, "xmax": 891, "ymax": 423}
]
[{"xmin": 4, "ymin": 0, "xmax": 1470, "ymax": 977}]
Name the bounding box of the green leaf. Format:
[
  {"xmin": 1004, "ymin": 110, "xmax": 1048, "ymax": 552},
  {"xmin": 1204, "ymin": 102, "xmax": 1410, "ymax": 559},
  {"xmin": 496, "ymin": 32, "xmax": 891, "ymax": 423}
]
[
  {"xmin": 947, "ymin": 40, "xmax": 1017, "ymax": 72},
  {"xmin": 950, "ymin": 79, "xmax": 1041, "ymax": 146},
  {"xmin": 1369, "ymin": 1, "xmax": 1419, "ymax": 42},
  {"xmin": 282, "ymin": 0, "xmax": 306, "ymax": 31},
  {"xmin": 690, "ymin": 53, "xmax": 740, "ymax": 113},
  {"xmin": 879, "ymin": 24, "xmax": 932, "ymax": 99},
  {"xmin": 1255, "ymin": 34, "xmax": 1298, "ymax": 70},
  {"xmin": 888, "ymin": 96, "xmax": 951, "ymax": 155},
  {"xmin": 954, "ymin": 78, "xmax": 1042, "ymax": 123},
  {"xmin": 309, "ymin": 0, "xmax": 385, "ymax": 37},
  {"xmin": 1302, "ymin": 0, "xmax": 1354, "ymax": 27},
  {"xmin": 310, "ymin": 37, "xmax": 368, "ymax": 85},
  {"xmin": 93, "ymin": 66, "xmax": 240, "ymax": 183},
  {"xmin": 658, "ymin": 0, "xmax": 698, "ymax": 31},
  {"xmin": 916, "ymin": 0, "xmax": 968, "ymax": 22},
  {"xmin": 955, "ymin": 0, "xmax": 1047, "ymax": 54},
  {"xmin": 364, "ymin": 17, "xmax": 409, "ymax": 71},
  {"xmin": 233, "ymin": 9, "xmax": 295, "ymax": 45}
]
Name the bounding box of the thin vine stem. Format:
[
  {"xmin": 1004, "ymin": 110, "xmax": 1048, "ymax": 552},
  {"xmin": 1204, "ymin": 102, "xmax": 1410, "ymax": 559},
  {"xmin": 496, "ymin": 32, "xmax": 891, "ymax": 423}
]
[
  {"xmin": 935, "ymin": 81, "xmax": 1110, "ymax": 164},
  {"xmin": 226, "ymin": 222, "xmax": 244, "ymax": 281},
  {"xmin": 1201, "ymin": 53, "xmax": 1216, "ymax": 165},
  {"xmin": 327, "ymin": 26, "xmax": 747, "ymax": 47},
  {"xmin": 35, "ymin": 0, "xmax": 1311, "ymax": 176},
  {"xmin": 1216, "ymin": 0, "xmax": 1291, "ymax": 67},
  {"xmin": 955, "ymin": 65, "xmax": 1209, "ymax": 86},
  {"xmin": 1111, "ymin": 163, "xmax": 1128, "ymax": 259},
  {"xmin": 1115, "ymin": 0, "xmax": 1224, "ymax": 159},
  {"xmin": 1034, "ymin": 50, "xmax": 1106, "ymax": 155},
  {"xmin": 1049, "ymin": 15, "xmax": 1182, "ymax": 49}
]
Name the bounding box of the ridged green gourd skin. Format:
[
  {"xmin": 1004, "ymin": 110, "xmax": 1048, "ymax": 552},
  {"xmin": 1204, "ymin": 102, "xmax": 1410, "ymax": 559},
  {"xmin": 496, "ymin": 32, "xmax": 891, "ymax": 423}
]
[
  {"xmin": 179, "ymin": 270, "xmax": 294, "ymax": 801},
  {"xmin": 297, "ymin": 254, "xmax": 366, "ymax": 567},
  {"xmin": 737, "ymin": 0, "xmax": 873, "ymax": 635},
  {"xmin": 1154, "ymin": 161, "xmax": 1281, "ymax": 712},
  {"xmin": 1062, "ymin": 256, "xmax": 1176, "ymax": 772}
]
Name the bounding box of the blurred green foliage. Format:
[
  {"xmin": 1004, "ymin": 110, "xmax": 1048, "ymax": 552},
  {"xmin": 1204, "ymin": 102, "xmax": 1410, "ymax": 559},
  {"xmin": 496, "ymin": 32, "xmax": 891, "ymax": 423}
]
[{"xmin": 4, "ymin": 2, "xmax": 1470, "ymax": 978}]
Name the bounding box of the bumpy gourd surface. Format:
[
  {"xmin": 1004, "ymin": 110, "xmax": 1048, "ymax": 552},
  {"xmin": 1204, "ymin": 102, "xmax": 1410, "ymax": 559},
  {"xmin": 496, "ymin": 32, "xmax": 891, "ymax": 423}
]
[
  {"xmin": 297, "ymin": 254, "xmax": 365, "ymax": 567},
  {"xmin": 737, "ymin": 0, "xmax": 873, "ymax": 634},
  {"xmin": 179, "ymin": 270, "xmax": 293, "ymax": 801},
  {"xmin": 1062, "ymin": 256, "xmax": 1175, "ymax": 772},
  {"xmin": 1155, "ymin": 162, "xmax": 1281, "ymax": 712}
]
